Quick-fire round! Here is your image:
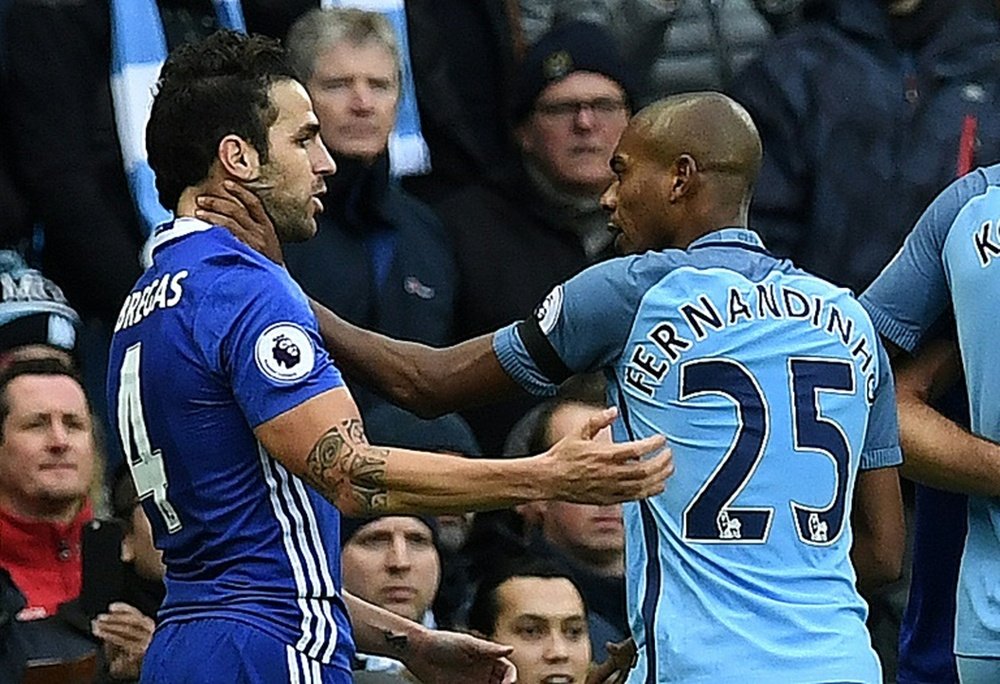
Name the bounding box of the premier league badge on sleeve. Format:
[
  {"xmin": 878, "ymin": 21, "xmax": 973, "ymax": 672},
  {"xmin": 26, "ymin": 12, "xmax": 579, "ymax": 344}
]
[
  {"xmin": 536, "ymin": 285, "xmax": 564, "ymax": 335},
  {"xmin": 254, "ymin": 322, "xmax": 315, "ymax": 383}
]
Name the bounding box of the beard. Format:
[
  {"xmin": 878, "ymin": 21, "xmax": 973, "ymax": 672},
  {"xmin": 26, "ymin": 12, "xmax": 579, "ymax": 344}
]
[{"xmin": 248, "ymin": 168, "xmax": 316, "ymax": 244}]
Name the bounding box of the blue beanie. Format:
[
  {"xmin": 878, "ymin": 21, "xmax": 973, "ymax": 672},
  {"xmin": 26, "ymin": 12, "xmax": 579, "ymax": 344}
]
[{"xmin": 511, "ymin": 21, "xmax": 636, "ymax": 123}]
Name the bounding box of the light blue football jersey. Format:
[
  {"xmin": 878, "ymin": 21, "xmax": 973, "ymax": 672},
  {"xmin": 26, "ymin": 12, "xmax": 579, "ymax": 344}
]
[
  {"xmin": 862, "ymin": 164, "xmax": 1000, "ymax": 659},
  {"xmin": 495, "ymin": 228, "xmax": 901, "ymax": 683},
  {"xmin": 106, "ymin": 218, "xmax": 354, "ymax": 675}
]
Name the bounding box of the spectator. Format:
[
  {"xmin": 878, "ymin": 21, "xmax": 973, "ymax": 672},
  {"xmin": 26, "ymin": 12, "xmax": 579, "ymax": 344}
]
[
  {"xmin": 284, "ymin": 8, "xmax": 463, "ymax": 437},
  {"xmin": 514, "ymin": 399, "xmax": 628, "ymax": 658},
  {"xmin": 0, "ymin": 358, "xmax": 101, "ymax": 678},
  {"xmin": 730, "ymin": 0, "xmax": 1000, "ymax": 295},
  {"xmin": 467, "ymin": 558, "xmax": 593, "ymax": 684},
  {"xmin": 0, "ymin": 250, "xmax": 79, "ymax": 369},
  {"xmin": 341, "ymin": 515, "xmax": 442, "ymax": 676},
  {"xmin": 520, "ymin": 0, "xmax": 809, "ymax": 104},
  {"xmin": 434, "ymin": 20, "xmax": 633, "ymax": 451},
  {"xmin": 86, "ymin": 467, "xmax": 165, "ymax": 682}
]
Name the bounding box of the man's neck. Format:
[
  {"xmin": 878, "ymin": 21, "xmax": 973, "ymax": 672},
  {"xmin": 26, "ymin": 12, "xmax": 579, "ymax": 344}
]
[{"xmin": 0, "ymin": 494, "xmax": 85, "ymax": 526}]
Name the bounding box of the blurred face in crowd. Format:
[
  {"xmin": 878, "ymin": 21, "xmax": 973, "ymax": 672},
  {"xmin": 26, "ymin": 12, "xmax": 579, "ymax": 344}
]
[
  {"xmin": 251, "ymin": 80, "xmax": 335, "ymax": 243},
  {"xmin": 307, "ymin": 40, "xmax": 400, "ymax": 163},
  {"xmin": 122, "ymin": 504, "xmax": 166, "ymax": 582},
  {"xmin": 490, "ymin": 576, "xmax": 592, "ymax": 684},
  {"xmin": 342, "ymin": 516, "xmax": 441, "ymax": 622},
  {"xmin": 0, "ymin": 374, "xmax": 94, "ymax": 521},
  {"xmin": 540, "ymin": 403, "xmax": 625, "ymax": 573},
  {"xmin": 517, "ymin": 72, "xmax": 629, "ymax": 197}
]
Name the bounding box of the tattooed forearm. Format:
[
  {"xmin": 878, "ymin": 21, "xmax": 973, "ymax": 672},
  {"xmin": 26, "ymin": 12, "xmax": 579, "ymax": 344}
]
[
  {"xmin": 382, "ymin": 630, "xmax": 409, "ymax": 654},
  {"xmin": 304, "ymin": 419, "xmax": 390, "ymax": 513}
]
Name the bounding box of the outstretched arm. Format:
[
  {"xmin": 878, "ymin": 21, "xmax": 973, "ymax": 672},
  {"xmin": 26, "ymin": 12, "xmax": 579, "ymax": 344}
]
[
  {"xmin": 197, "ymin": 182, "xmax": 525, "ymax": 416},
  {"xmin": 312, "ymin": 304, "xmax": 521, "ymax": 417},
  {"xmin": 255, "ymin": 386, "xmax": 671, "ymax": 517},
  {"xmin": 892, "ymin": 337, "xmax": 1000, "ymax": 496},
  {"xmin": 344, "ymin": 592, "xmax": 516, "ymax": 684}
]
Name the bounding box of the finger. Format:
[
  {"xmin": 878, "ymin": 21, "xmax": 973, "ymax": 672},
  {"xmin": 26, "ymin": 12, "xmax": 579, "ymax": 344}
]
[
  {"xmin": 501, "ymin": 659, "xmax": 517, "ymax": 684},
  {"xmin": 107, "ymin": 602, "xmax": 142, "ymax": 616},
  {"xmin": 223, "ymin": 180, "xmax": 270, "ymax": 224},
  {"xmin": 195, "ymin": 196, "xmax": 250, "ymax": 225},
  {"xmin": 608, "ymin": 434, "xmax": 668, "ymax": 463},
  {"xmin": 474, "ymin": 640, "xmax": 514, "ymax": 658},
  {"xmin": 195, "ymin": 209, "xmax": 246, "ymax": 234},
  {"xmin": 580, "ymin": 406, "xmax": 617, "ymax": 439}
]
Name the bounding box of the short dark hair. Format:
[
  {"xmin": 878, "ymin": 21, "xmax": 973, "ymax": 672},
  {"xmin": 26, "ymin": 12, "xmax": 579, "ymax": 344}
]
[
  {"xmin": 146, "ymin": 30, "xmax": 297, "ymax": 209},
  {"xmin": 466, "ymin": 557, "xmax": 585, "ymax": 636},
  {"xmin": 0, "ymin": 357, "xmax": 85, "ymax": 440}
]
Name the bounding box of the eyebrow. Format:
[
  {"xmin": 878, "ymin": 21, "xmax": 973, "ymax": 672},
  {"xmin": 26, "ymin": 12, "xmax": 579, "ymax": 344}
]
[{"xmin": 295, "ymin": 121, "xmax": 322, "ymax": 139}]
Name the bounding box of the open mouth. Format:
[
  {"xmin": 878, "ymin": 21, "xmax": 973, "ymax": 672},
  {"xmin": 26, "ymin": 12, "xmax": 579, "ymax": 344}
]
[{"xmin": 542, "ymin": 675, "xmax": 575, "ymax": 684}]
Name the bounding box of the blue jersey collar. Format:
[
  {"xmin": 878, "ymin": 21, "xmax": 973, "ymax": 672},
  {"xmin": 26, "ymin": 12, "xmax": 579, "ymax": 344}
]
[{"xmin": 687, "ymin": 227, "xmax": 768, "ymax": 254}]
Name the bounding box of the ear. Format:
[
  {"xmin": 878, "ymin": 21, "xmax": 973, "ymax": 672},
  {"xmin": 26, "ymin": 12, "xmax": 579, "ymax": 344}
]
[
  {"xmin": 516, "ymin": 501, "xmax": 547, "ymax": 528},
  {"xmin": 217, "ymin": 134, "xmax": 261, "ymax": 182},
  {"xmin": 668, "ymin": 154, "xmax": 699, "ymax": 203},
  {"xmin": 120, "ymin": 532, "xmax": 135, "ymax": 564},
  {"xmin": 514, "ymin": 121, "xmax": 533, "ymax": 155}
]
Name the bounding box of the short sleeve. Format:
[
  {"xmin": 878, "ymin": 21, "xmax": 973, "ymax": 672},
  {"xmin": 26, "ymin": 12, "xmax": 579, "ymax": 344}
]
[
  {"xmin": 860, "ymin": 171, "xmax": 988, "ymax": 352},
  {"xmin": 493, "ymin": 256, "xmax": 650, "ymax": 394},
  {"xmin": 860, "ymin": 340, "xmax": 903, "ymax": 470},
  {"xmin": 194, "ymin": 262, "xmax": 343, "ymax": 427}
]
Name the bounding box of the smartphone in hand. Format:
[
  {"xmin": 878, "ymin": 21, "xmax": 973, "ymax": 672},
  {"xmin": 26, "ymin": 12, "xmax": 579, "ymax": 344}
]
[{"xmin": 80, "ymin": 519, "xmax": 126, "ymax": 620}]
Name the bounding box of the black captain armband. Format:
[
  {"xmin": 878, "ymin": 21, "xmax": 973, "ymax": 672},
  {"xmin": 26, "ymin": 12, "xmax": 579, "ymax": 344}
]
[{"xmin": 516, "ymin": 317, "xmax": 573, "ymax": 385}]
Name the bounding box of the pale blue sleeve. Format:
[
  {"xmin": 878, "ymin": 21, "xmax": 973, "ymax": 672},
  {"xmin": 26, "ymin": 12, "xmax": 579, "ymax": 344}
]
[
  {"xmin": 493, "ymin": 256, "xmax": 654, "ymax": 395},
  {"xmin": 194, "ymin": 261, "xmax": 344, "ymax": 427},
  {"xmin": 860, "ymin": 340, "xmax": 903, "ymax": 470},
  {"xmin": 860, "ymin": 170, "xmax": 988, "ymax": 352}
]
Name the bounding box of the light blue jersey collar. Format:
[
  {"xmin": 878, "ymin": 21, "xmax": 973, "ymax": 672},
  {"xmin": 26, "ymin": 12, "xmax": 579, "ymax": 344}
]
[{"xmin": 688, "ymin": 227, "xmax": 768, "ymax": 253}]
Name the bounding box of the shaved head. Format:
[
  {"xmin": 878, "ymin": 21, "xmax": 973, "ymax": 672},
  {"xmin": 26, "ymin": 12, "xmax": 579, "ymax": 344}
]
[
  {"xmin": 602, "ymin": 92, "xmax": 764, "ymax": 253},
  {"xmin": 630, "ymin": 92, "xmax": 762, "ymax": 187}
]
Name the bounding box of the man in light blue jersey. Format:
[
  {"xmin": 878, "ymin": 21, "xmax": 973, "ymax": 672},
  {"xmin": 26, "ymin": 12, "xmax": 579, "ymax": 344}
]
[
  {"xmin": 105, "ymin": 31, "xmax": 672, "ymax": 684},
  {"xmin": 861, "ymin": 165, "xmax": 1000, "ymax": 683},
  {"xmin": 217, "ymin": 92, "xmax": 905, "ymax": 682}
]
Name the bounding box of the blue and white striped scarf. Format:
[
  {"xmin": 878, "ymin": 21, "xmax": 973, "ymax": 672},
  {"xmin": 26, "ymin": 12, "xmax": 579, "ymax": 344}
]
[
  {"xmin": 321, "ymin": 0, "xmax": 431, "ymax": 177},
  {"xmin": 110, "ymin": 0, "xmax": 246, "ymax": 236}
]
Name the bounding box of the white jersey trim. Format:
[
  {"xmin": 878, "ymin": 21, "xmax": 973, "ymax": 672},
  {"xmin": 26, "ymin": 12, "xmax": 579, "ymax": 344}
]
[{"xmin": 258, "ymin": 444, "xmax": 338, "ymax": 663}]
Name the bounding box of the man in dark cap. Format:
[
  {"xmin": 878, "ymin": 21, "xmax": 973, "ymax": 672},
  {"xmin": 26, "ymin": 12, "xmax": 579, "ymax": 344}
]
[{"xmin": 433, "ymin": 21, "xmax": 635, "ymax": 451}]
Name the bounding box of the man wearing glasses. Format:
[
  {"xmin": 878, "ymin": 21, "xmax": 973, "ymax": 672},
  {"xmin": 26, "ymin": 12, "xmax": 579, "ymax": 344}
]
[{"xmin": 433, "ymin": 20, "xmax": 634, "ymax": 451}]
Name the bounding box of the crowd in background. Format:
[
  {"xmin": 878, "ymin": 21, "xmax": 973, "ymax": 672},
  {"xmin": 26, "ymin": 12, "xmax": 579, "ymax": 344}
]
[{"xmin": 0, "ymin": 0, "xmax": 996, "ymax": 681}]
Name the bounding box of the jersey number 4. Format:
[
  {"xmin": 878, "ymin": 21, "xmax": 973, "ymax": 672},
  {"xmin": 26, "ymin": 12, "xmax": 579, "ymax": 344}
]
[
  {"xmin": 680, "ymin": 358, "xmax": 853, "ymax": 546},
  {"xmin": 117, "ymin": 343, "xmax": 182, "ymax": 533}
]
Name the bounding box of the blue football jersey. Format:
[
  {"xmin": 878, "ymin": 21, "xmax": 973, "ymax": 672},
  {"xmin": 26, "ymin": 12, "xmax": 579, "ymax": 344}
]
[
  {"xmin": 862, "ymin": 164, "xmax": 1000, "ymax": 659},
  {"xmin": 494, "ymin": 228, "xmax": 901, "ymax": 683},
  {"xmin": 106, "ymin": 218, "xmax": 354, "ymax": 672}
]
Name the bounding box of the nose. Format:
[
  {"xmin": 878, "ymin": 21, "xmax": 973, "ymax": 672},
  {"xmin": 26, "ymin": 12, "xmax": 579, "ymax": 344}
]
[
  {"xmin": 312, "ymin": 138, "xmax": 336, "ymax": 177},
  {"xmin": 600, "ymin": 182, "xmax": 618, "ymax": 212},
  {"xmin": 350, "ymin": 83, "xmax": 376, "ymax": 114},
  {"xmin": 573, "ymin": 104, "xmax": 597, "ymax": 130},
  {"xmin": 542, "ymin": 632, "xmax": 571, "ymax": 663},
  {"xmin": 47, "ymin": 421, "xmax": 70, "ymax": 452},
  {"xmin": 385, "ymin": 534, "xmax": 412, "ymax": 571}
]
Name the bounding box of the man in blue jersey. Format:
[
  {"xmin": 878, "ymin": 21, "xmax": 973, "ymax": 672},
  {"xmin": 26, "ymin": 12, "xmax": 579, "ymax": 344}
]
[
  {"xmin": 860, "ymin": 165, "xmax": 1000, "ymax": 683},
  {"xmin": 218, "ymin": 92, "xmax": 906, "ymax": 682},
  {"xmin": 106, "ymin": 31, "xmax": 672, "ymax": 684}
]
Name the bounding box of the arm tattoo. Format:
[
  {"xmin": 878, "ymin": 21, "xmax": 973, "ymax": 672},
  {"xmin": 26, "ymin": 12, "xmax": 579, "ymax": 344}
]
[
  {"xmin": 382, "ymin": 630, "xmax": 409, "ymax": 654},
  {"xmin": 305, "ymin": 419, "xmax": 389, "ymax": 513}
]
